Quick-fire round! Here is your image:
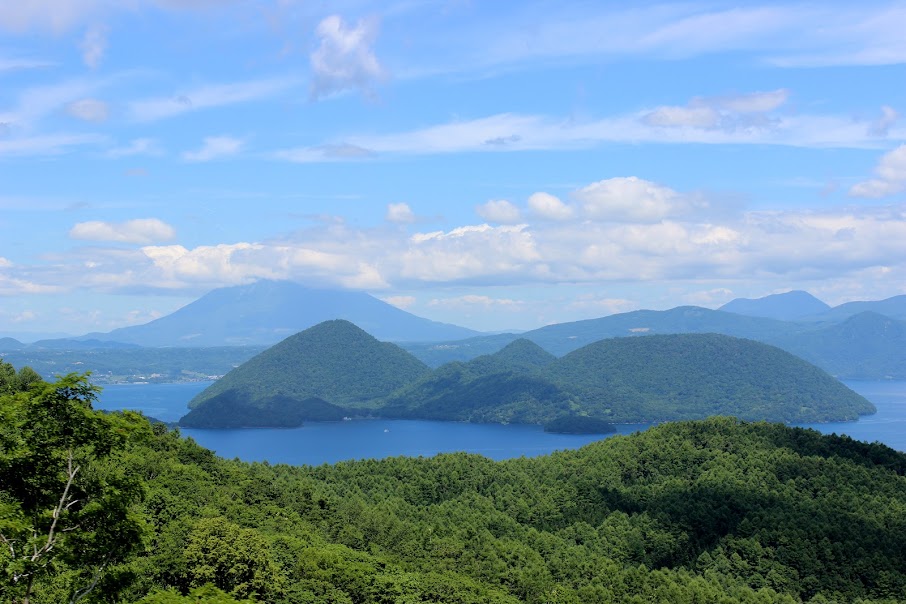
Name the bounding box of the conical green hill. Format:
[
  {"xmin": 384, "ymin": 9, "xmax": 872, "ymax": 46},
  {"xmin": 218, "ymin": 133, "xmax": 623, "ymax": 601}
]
[{"xmin": 180, "ymin": 320, "xmax": 430, "ymax": 427}]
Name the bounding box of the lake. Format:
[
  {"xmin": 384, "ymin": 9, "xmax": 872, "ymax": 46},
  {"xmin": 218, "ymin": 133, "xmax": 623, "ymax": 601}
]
[{"xmin": 96, "ymin": 380, "xmax": 906, "ymax": 465}]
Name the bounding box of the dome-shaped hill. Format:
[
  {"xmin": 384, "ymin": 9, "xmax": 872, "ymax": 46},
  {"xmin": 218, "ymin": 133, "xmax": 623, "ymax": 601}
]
[
  {"xmin": 180, "ymin": 320, "xmax": 430, "ymax": 427},
  {"xmin": 466, "ymin": 338, "xmax": 556, "ymax": 374},
  {"xmin": 547, "ymin": 333, "xmax": 875, "ymax": 423}
]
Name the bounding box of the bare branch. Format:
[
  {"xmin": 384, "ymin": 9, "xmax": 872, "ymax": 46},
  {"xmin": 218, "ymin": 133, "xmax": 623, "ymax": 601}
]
[{"xmin": 30, "ymin": 449, "xmax": 80, "ymax": 564}]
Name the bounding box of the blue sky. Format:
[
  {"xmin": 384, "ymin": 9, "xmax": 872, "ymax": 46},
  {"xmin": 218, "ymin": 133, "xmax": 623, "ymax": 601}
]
[{"xmin": 1, "ymin": 0, "xmax": 905, "ymax": 337}]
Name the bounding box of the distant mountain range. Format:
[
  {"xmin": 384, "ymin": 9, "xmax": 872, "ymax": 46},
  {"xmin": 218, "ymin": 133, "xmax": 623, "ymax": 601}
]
[
  {"xmin": 2, "ymin": 284, "xmax": 905, "ymax": 381},
  {"xmin": 181, "ymin": 320, "xmax": 874, "ymax": 429}
]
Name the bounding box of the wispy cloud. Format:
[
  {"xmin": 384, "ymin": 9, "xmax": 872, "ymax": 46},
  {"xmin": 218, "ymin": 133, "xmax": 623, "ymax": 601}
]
[
  {"xmin": 66, "ymin": 98, "xmax": 109, "ymax": 122},
  {"xmin": 271, "ymin": 102, "xmax": 904, "ymax": 161},
  {"xmin": 182, "ymin": 136, "xmax": 243, "ymax": 162},
  {"xmin": 129, "ymin": 77, "xmax": 297, "ymax": 122},
  {"xmin": 0, "ymin": 133, "xmax": 106, "ymax": 156},
  {"xmin": 0, "ymin": 57, "xmax": 54, "ymax": 72},
  {"xmin": 106, "ymin": 137, "xmax": 162, "ymax": 158},
  {"xmin": 80, "ymin": 24, "xmax": 108, "ymax": 68}
]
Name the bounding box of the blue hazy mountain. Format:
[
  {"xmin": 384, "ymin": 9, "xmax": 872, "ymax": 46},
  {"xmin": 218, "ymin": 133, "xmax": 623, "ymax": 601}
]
[
  {"xmin": 400, "ymin": 305, "xmax": 906, "ymax": 378},
  {"xmin": 805, "ymin": 294, "xmax": 906, "ymax": 322},
  {"xmin": 771, "ymin": 311, "xmax": 906, "ymax": 378},
  {"xmin": 0, "ymin": 337, "xmax": 25, "ymax": 351},
  {"xmin": 719, "ymin": 290, "xmax": 831, "ymax": 321},
  {"xmin": 81, "ymin": 280, "xmax": 481, "ymax": 347}
]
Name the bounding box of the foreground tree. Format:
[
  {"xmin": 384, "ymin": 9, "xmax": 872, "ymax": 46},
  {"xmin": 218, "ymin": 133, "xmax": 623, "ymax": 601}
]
[{"xmin": 0, "ymin": 372, "xmax": 146, "ymax": 604}]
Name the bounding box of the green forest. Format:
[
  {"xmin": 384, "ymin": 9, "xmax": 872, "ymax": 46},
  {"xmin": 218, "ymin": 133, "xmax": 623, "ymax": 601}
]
[
  {"xmin": 182, "ymin": 322, "xmax": 874, "ymax": 428},
  {"xmin": 3, "ymin": 363, "xmax": 906, "ymax": 603}
]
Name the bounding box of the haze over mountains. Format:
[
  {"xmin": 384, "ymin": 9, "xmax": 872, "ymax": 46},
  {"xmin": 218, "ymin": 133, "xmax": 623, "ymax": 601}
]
[
  {"xmin": 2, "ymin": 282, "xmax": 905, "ymax": 381},
  {"xmin": 83, "ymin": 280, "xmax": 481, "ymax": 346}
]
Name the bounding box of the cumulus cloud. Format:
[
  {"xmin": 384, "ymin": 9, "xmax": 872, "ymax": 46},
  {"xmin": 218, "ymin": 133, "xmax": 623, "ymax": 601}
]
[
  {"xmin": 66, "ymin": 98, "xmax": 108, "ymax": 122},
  {"xmin": 80, "ymin": 24, "xmax": 107, "ymax": 68},
  {"xmin": 573, "ymin": 177, "xmax": 688, "ymax": 222},
  {"xmin": 70, "ymin": 218, "xmax": 176, "ymax": 244},
  {"xmin": 527, "ymin": 192, "xmax": 574, "ymax": 221},
  {"xmin": 310, "ymin": 15, "xmax": 384, "ymax": 100},
  {"xmin": 386, "ymin": 202, "xmax": 415, "ymax": 224},
  {"xmin": 182, "ymin": 136, "xmax": 243, "ymax": 162},
  {"xmin": 476, "ymin": 199, "xmax": 521, "ymax": 224},
  {"xmin": 402, "ymin": 224, "xmax": 539, "ymax": 283},
  {"xmin": 850, "ymin": 145, "xmax": 906, "ymax": 198}
]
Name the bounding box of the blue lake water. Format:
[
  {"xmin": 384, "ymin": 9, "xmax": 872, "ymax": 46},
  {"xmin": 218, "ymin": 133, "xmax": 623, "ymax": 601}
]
[{"xmin": 96, "ymin": 380, "xmax": 906, "ymax": 466}]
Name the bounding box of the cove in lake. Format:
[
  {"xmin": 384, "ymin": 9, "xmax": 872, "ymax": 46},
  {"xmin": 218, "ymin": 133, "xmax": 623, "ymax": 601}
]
[{"xmin": 96, "ymin": 380, "xmax": 906, "ymax": 466}]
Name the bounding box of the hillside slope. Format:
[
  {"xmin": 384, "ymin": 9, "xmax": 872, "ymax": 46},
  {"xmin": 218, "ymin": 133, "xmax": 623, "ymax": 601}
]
[
  {"xmin": 547, "ymin": 333, "xmax": 875, "ymax": 422},
  {"xmin": 181, "ymin": 320, "xmax": 430, "ymax": 427},
  {"xmin": 385, "ymin": 333, "xmax": 874, "ymax": 425}
]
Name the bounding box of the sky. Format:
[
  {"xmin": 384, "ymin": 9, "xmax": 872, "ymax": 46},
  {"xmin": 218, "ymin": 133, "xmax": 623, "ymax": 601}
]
[{"xmin": 1, "ymin": 0, "xmax": 905, "ymax": 337}]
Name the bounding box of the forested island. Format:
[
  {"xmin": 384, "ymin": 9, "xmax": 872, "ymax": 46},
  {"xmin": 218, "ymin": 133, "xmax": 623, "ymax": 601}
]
[
  {"xmin": 2, "ymin": 364, "xmax": 906, "ymax": 603},
  {"xmin": 181, "ymin": 320, "xmax": 874, "ymax": 429}
]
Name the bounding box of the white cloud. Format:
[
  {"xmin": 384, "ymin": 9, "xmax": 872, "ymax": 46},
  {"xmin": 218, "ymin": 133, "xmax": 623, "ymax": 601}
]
[
  {"xmin": 642, "ymin": 89, "xmax": 788, "ymax": 130},
  {"xmin": 107, "ymin": 138, "xmax": 161, "ymax": 158},
  {"xmin": 316, "ymin": 104, "xmax": 903, "ymax": 159},
  {"xmin": 643, "ymin": 105, "xmax": 720, "ymax": 128},
  {"xmin": 428, "ymin": 295, "xmax": 522, "ymax": 309},
  {"xmin": 80, "ymin": 24, "xmax": 107, "ymax": 68},
  {"xmin": 380, "ymin": 295, "xmax": 416, "ymax": 309},
  {"xmin": 272, "ymin": 143, "xmax": 375, "ymax": 163},
  {"xmin": 850, "ymin": 145, "xmax": 906, "ymax": 198},
  {"xmin": 310, "ymin": 15, "xmax": 384, "ymax": 100},
  {"xmin": 0, "ymin": 0, "xmax": 106, "ymax": 32},
  {"xmin": 573, "ymin": 177, "xmax": 688, "ymax": 222},
  {"xmin": 0, "ymin": 133, "xmax": 105, "ymax": 156},
  {"xmin": 402, "ymin": 224, "xmax": 539, "ymax": 283},
  {"xmin": 182, "ymin": 136, "xmax": 243, "ymax": 162},
  {"xmin": 70, "ymin": 218, "xmax": 177, "ymax": 244},
  {"xmin": 66, "ymin": 98, "xmax": 109, "ymax": 122},
  {"xmin": 527, "ymin": 192, "xmax": 574, "ymax": 221},
  {"xmin": 566, "ymin": 295, "xmax": 634, "ymax": 315},
  {"xmin": 130, "ymin": 77, "xmax": 296, "ymax": 122},
  {"xmin": 713, "ymin": 89, "xmax": 789, "ymax": 113},
  {"xmin": 0, "ymin": 57, "xmax": 54, "ymax": 72},
  {"xmin": 0, "ymin": 0, "xmax": 237, "ymax": 33},
  {"xmin": 476, "ymin": 199, "xmax": 521, "ymax": 224},
  {"xmin": 869, "ymin": 106, "xmax": 899, "ymax": 137},
  {"xmin": 386, "ymin": 202, "xmax": 416, "ymax": 224}
]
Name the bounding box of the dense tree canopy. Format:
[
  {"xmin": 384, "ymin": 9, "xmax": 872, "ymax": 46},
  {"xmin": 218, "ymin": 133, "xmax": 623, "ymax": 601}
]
[{"xmin": 4, "ymin": 366, "xmax": 905, "ymax": 602}]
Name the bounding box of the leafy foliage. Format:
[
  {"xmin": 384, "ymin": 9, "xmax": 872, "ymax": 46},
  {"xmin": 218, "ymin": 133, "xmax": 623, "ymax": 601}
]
[
  {"xmin": 183, "ymin": 321, "xmax": 430, "ymax": 427},
  {"xmin": 0, "ymin": 367, "xmax": 146, "ymax": 603},
  {"xmin": 5, "ymin": 377, "xmax": 906, "ymax": 603},
  {"xmin": 384, "ymin": 333, "xmax": 874, "ymax": 425}
]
